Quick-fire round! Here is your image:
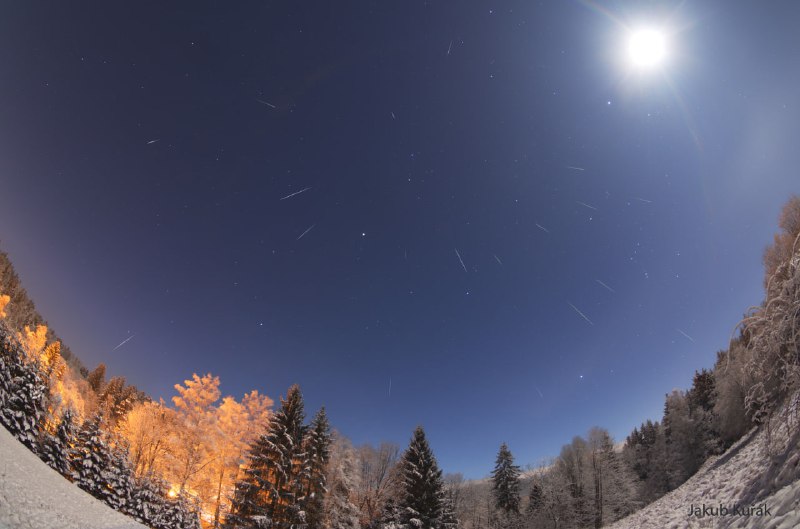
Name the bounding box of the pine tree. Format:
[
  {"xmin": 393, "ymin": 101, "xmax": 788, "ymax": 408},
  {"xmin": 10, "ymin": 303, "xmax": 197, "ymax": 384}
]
[
  {"xmin": 129, "ymin": 475, "xmax": 170, "ymax": 528},
  {"xmin": 72, "ymin": 413, "xmax": 114, "ymax": 500},
  {"xmin": 491, "ymin": 443, "xmax": 521, "ymax": 517},
  {"xmin": 87, "ymin": 362, "xmax": 107, "ymax": 394},
  {"xmin": 0, "ymin": 322, "xmax": 46, "ymax": 450},
  {"xmin": 397, "ymin": 426, "xmax": 446, "ymax": 529},
  {"xmin": 162, "ymin": 492, "xmax": 201, "ymax": 529},
  {"xmin": 127, "ymin": 474, "xmax": 200, "ymax": 529},
  {"xmin": 40, "ymin": 407, "xmax": 77, "ymax": 477},
  {"xmin": 303, "ymin": 407, "xmax": 332, "ymax": 529},
  {"xmin": 380, "ymin": 497, "xmax": 404, "ymax": 529},
  {"xmin": 226, "ymin": 384, "xmax": 307, "ymax": 529},
  {"xmin": 687, "ymin": 369, "xmax": 722, "ymax": 457},
  {"xmin": 525, "ymin": 481, "xmax": 543, "ymax": 517},
  {"xmin": 104, "ymin": 439, "xmax": 135, "ymax": 512},
  {"xmin": 100, "ymin": 375, "xmax": 139, "ymax": 426},
  {"xmin": 440, "ymin": 493, "xmax": 459, "ymax": 529}
]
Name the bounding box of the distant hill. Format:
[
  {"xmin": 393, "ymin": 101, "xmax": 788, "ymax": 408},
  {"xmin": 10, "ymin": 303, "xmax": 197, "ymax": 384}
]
[{"xmin": 608, "ymin": 393, "xmax": 800, "ymax": 529}]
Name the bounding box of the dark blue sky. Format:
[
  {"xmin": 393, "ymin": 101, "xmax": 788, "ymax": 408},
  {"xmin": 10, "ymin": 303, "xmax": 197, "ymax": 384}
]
[{"xmin": 1, "ymin": 1, "xmax": 799, "ymax": 478}]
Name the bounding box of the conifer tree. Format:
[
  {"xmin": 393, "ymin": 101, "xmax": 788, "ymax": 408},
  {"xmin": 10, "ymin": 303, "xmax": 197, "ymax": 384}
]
[
  {"xmin": 379, "ymin": 497, "xmax": 404, "ymax": 529},
  {"xmin": 162, "ymin": 492, "xmax": 201, "ymax": 529},
  {"xmin": 397, "ymin": 426, "xmax": 446, "ymax": 529},
  {"xmin": 440, "ymin": 493, "xmax": 459, "ymax": 529},
  {"xmin": 526, "ymin": 481, "xmax": 543, "ymax": 517},
  {"xmin": 226, "ymin": 384, "xmax": 307, "ymax": 529},
  {"xmin": 104, "ymin": 439, "xmax": 136, "ymax": 513},
  {"xmin": 72, "ymin": 413, "xmax": 114, "ymax": 500},
  {"xmin": 0, "ymin": 322, "xmax": 46, "ymax": 450},
  {"xmin": 40, "ymin": 407, "xmax": 77, "ymax": 477},
  {"xmin": 127, "ymin": 474, "xmax": 199, "ymax": 529},
  {"xmin": 491, "ymin": 443, "xmax": 521, "ymax": 517},
  {"xmin": 87, "ymin": 362, "xmax": 107, "ymax": 394},
  {"xmin": 129, "ymin": 475, "xmax": 170, "ymax": 528},
  {"xmin": 303, "ymin": 407, "xmax": 332, "ymax": 529}
]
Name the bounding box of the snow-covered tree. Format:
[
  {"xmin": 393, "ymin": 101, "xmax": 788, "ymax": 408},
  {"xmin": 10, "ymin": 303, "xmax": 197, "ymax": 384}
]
[
  {"xmin": 740, "ymin": 195, "xmax": 800, "ymax": 428},
  {"xmin": 16, "ymin": 323, "xmax": 48, "ymax": 361},
  {"xmin": 226, "ymin": 384, "xmax": 307, "ymax": 529},
  {"xmin": 71, "ymin": 413, "xmax": 141, "ymax": 516},
  {"xmin": 380, "ymin": 497, "xmax": 404, "ymax": 529},
  {"xmin": 40, "ymin": 407, "xmax": 77, "ymax": 477},
  {"xmin": 161, "ymin": 492, "xmax": 201, "ymax": 529},
  {"xmin": 491, "ymin": 443, "xmax": 521, "ymax": 519},
  {"xmin": 622, "ymin": 419, "xmax": 669, "ymax": 503},
  {"xmin": 0, "ymin": 321, "xmax": 46, "ymax": 450},
  {"xmin": 712, "ymin": 340, "xmax": 753, "ymax": 447},
  {"xmin": 586, "ymin": 427, "xmax": 638, "ymax": 527},
  {"xmin": 208, "ymin": 390, "xmax": 273, "ymax": 527},
  {"xmin": 323, "ymin": 433, "xmax": 362, "ymax": 529},
  {"xmin": 396, "ymin": 426, "xmax": 447, "ymax": 529},
  {"xmin": 525, "ymin": 479, "xmax": 544, "ymax": 523},
  {"xmin": 169, "ymin": 372, "xmax": 220, "ymax": 494},
  {"xmin": 121, "ymin": 399, "xmax": 176, "ymax": 477},
  {"xmin": 38, "ymin": 340, "xmax": 66, "ymax": 396},
  {"xmin": 127, "ymin": 473, "xmax": 200, "ymax": 529},
  {"xmin": 541, "ymin": 462, "xmax": 575, "ymax": 529},
  {"xmin": 87, "ymin": 363, "xmax": 107, "ymax": 394},
  {"xmin": 556, "ymin": 436, "xmax": 593, "ymax": 527},
  {"xmin": 303, "ymin": 407, "xmax": 332, "ymax": 529},
  {"xmin": 440, "ymin": 493, "xmax": 459, "ymax": 529},
  {"xmin": 663, "ymin": 390, "xmax": 705, "ymax": 487},
  {"xmin": 72, "ymin": 413, "xmax": 114, "ymax": 499},
  {"xmin": 129, "ymin": 475, "xmax": 170, "ymax": 527},
  {"xmin": 687, "ymin": 369, "xmax": 721, "ymax": 457},
  {"xmin": 0, "ymin": 253, "xmax": 42, "ymax": 332},
  {"xmin": 99, "ymin": 375, "xmax": 140, "ymax": 426}
]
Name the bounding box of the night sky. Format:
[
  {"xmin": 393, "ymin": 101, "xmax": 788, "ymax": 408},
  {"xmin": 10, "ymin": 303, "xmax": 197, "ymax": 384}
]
[{"xmin": 2, "ymin": 1, "xmax": 800, "ymax": 479}]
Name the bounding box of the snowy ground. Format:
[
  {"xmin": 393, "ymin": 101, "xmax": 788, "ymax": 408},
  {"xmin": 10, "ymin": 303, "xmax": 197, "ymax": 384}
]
[
  {"xmin": 609, "ymin": 398, "xmax": 800, "ymax": 529},
  {"xmin": 0, "ymin": 425, "xmax": 146, "ymax": 529}
]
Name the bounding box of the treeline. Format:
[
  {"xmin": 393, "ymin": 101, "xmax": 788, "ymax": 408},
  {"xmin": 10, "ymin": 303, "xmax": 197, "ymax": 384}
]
[
  {"xmin": 437, "ymin": 429, "xmax": 638, "ymax": 529},
  {"xmin": 0, "ymin": 299, "xmax": 458, "ymax": 529},
  {"xmin": 0, "ymin": 316, "xmax": 201, "ymax": 528},
  {"xmin": 443, "ymin": 196, "xmax": 800, "ymax": 529},
  {"xmin": 2, "ymin": 195, "xmax": 800, "ymax": 529},
  {"xmin": 0, "ymin": 250, "xmax": 458, "ymax": 529},
  {"xmin": 0, "ymin": 306, "xmax": 279, "ymax": 526}
]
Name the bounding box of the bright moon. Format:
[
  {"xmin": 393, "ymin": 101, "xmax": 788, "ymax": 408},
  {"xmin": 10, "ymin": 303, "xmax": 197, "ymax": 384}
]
[{"xmin": 628, "ymin": 29, "xmax": 667, "ymax": 69}]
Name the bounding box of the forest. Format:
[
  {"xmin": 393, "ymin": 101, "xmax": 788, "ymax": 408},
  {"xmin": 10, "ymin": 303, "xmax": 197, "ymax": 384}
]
[{"xmin": 1, "ymin": 195, "xmax": 800, "ymax": 529}]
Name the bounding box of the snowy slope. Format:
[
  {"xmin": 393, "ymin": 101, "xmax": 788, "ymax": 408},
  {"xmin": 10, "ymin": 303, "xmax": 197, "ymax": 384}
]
[
  {"xmin": 609, "ymin": 399, "xmax": 800, "ymax": 529},
  {"xmin": 0, "ymin": 425, "xmax": 146, "ymax": 529}
]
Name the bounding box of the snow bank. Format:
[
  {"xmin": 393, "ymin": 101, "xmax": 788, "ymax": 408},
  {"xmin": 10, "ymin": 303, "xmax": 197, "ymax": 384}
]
[
  {"xmin": 0, "ymin": 425, "xmax": 145, "ymax": 529},
  {"xmin": 609, "ymin": 398, "xmax": 800, "ymax": 529}
]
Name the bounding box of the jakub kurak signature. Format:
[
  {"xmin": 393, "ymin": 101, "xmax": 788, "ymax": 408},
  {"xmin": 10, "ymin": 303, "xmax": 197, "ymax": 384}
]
[{"xmin": 688, "ymin": 503, "xmax": 771, "ymax": 518}]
